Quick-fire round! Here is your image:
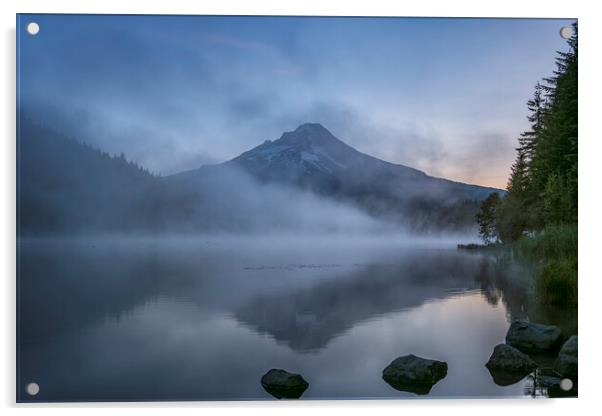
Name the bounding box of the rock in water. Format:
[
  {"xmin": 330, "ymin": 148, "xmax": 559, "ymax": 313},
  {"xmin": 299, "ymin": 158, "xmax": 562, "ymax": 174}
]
[
  {"xmin": 382, "ymin": 354, "xmax": 448, "ymax": 395},
  {"xmin": 554, "ymin": 335, "xmax": 578, "ymax": 378},
  {"xmin": 485, "ymin": 344, "xmax": 537, "ymax": 386},
  {"xmin": 505, "ymin": 320, "xmax": 562, "ymax": 352},
  {"xmin": 260, "ymin": 369, "xmax": 309, "ymax": 399},
  {"xmin": 486, "ymin": 344, "xmax": 538, "ymax": 372}
]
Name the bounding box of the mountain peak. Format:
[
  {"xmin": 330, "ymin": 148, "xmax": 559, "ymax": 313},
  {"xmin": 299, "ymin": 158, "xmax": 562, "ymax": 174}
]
[
  {"xmin": 228, "ymin": 123, "xmax": 429, "ymax": 182},
  {"xmin": 278, "ymin": 122, "xmax": 340, "ymax": 147},
  {"xmin": 228, "ymin": 122, "xmax": 361, "ymax": 176}
]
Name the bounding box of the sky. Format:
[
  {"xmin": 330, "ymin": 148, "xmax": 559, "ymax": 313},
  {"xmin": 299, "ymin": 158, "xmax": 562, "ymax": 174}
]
[{"xmin": 17, "ymin": 14, "xmax": 576, "ymax": 188}]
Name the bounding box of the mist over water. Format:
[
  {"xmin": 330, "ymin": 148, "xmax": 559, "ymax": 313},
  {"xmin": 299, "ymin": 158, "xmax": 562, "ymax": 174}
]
[
  {"xmin": 163, "ymin": 165, "xmax": 398, "ymax": 235},
  {"xmin": 17, "ymin": 235, "xmax": 572, "ymax": 401},
  {"xmin": 18, "ymin": 118, "xmax": 489, "ymax": 237}
]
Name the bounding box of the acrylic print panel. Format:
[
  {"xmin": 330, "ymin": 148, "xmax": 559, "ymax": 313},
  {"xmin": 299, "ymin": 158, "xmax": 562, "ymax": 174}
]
[{"xmin": 16, "ymin": 14, "xmax": 578, "ymax": 402}]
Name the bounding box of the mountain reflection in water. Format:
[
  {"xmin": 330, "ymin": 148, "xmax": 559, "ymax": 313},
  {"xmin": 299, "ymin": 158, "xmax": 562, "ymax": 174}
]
[{"xmin": 17, "ymin": 236, "xmax": 576, "ymax": 401}]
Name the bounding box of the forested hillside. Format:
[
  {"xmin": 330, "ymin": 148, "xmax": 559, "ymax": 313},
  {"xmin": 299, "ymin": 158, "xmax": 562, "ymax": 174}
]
[{"xmin": 18, "ymin": 119, "xmax": 157, "ymax": 234}]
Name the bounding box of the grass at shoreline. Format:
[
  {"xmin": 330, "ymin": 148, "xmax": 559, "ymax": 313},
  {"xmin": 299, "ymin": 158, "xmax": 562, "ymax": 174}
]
[
  {"xmin": 457, "ymin": 224, "xmax": 577, "ymax": 306},
  {"xmin": 513, "ymin": 224, "xmax": 577, "ymax": 307},
  {"xmin": 513, "ymin": 224, "xmax": 577, "ymax": 264}
]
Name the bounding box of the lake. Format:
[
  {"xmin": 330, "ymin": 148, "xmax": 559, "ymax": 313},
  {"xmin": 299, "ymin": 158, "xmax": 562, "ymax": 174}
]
[{"xmin": 16, "ymin": 236, "xmax": 577, "ymax": 401}]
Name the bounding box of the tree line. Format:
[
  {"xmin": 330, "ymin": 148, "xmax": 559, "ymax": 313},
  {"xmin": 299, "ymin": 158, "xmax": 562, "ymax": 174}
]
[{"xmin": 477, "ymin": 23, "xmax": 577, "ymax": 244}]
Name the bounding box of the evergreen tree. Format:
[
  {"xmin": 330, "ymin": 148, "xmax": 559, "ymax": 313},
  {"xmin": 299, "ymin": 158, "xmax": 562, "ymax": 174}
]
[
  {"xmin": 518, "ymin": 82, "xmax": 547, "ymax": 163},
  {"xmin": 496, "ymin": 149, "xmax": 531, "ymax": 242},
  {"xmin": 507, "ymin": 149, "xmax": 530, "ymax": 197}
]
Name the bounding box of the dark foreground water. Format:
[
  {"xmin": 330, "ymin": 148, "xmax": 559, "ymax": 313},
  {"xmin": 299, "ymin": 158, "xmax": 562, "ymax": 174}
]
[{"xmin": 17, "ymin": 236, "xmax": 577, "ymax": 402}]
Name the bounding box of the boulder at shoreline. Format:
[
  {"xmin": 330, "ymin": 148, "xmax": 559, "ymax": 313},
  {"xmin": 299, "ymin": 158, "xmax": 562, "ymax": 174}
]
[
  {"xmin": 506, "ymin": 320, "xmax": 562, "ymax": 352},
  {"xmin": 485, "ymin": 344, "xmax": 537, "ymax": 386}
]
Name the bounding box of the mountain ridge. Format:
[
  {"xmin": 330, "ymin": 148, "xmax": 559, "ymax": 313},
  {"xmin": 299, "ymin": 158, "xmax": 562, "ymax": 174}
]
[
  {"xmin": 174, "ymin": 122, "xmax": 501, "ymax": 195},
  {"xmin": 168, "ymin": 122, "xmax": 502, "ymax": 231},
  {"xmin": 228, "ymin": 123, "xmax": 427, "ymax": 179}
]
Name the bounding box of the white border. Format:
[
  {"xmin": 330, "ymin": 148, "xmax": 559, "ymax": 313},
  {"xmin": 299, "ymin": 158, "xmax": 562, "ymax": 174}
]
[{"xmin": 2, "ymin": 1, "xmax": 601, "ymax": 415}]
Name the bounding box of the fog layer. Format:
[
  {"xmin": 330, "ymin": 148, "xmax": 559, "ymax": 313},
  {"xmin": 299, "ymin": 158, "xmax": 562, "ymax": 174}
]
[
  {"xmin": 18, "ymin": 119, "xmax": 407, "ymax": 236},
  {"xmin": 18, "ymin": 118, "xmax": 484, "ymax": 238}
]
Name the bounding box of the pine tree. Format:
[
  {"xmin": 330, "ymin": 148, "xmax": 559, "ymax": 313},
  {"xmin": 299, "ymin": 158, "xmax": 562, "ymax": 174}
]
[
  {"xmin": 495, "ymin": 149, "xmax": 531, "ymax": 242},
  {"xmin": 507, "ymin": 149, "xmax": 529, "ymax": 197},
  {"xmin": 518, "ymin": 82, "xmax": 546, "ymax": 163}
]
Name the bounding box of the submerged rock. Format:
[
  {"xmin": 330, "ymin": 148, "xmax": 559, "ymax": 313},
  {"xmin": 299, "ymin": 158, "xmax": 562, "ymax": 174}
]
[
  {"xmin": 547, "ymin": 383, "xmax": 578, "ymax": 398},
  {"xmin": 260, "ymin": 369, "xmax": 309, "ymax": 399},
  {"xmin": 554, "ymin": 335, "xmax": 578, "ymax": 378},
  {"xmin": 485, "ymin": 344, "xmax": 537, "ymax": 386},
  {"xmin": 505, "ymin": 320, "xmax": 562, "ymax": 352},
  {"xmin": 539, "ymin": 373, "xmax": 578, "ymax": 398},
  {"xmin": 382, "ymin": 354, "xmax": 448, "ymax": 395},
  {"xmin": 537, "ymin": 374, "xmax": 563, "ymax": 388}
]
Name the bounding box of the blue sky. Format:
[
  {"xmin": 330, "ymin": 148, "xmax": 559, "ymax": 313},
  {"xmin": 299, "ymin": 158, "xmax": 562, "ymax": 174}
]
[{"xmin": 17, "ymin": 15, "xmax": 575, "ymax": 188}]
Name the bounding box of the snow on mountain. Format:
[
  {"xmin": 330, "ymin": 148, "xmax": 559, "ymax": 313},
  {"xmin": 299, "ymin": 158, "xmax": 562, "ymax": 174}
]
[{"xmin": 226, "ymin": 123, "xmax": 428, "ymax": 184}]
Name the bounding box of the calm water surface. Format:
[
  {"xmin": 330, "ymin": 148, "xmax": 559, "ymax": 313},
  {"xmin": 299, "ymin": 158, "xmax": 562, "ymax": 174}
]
[{"xmin": 17, "ymin": 236, "xmax": 577, "ymax": 401}]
